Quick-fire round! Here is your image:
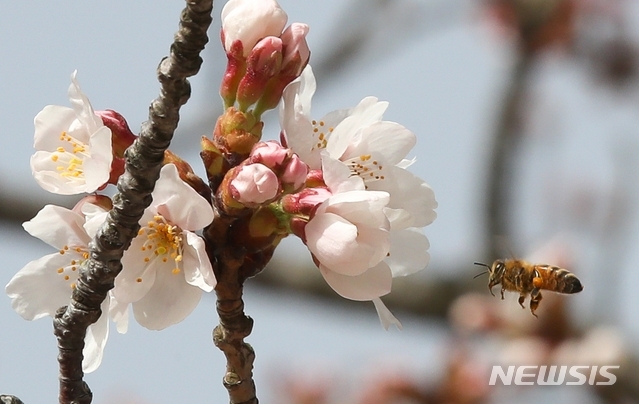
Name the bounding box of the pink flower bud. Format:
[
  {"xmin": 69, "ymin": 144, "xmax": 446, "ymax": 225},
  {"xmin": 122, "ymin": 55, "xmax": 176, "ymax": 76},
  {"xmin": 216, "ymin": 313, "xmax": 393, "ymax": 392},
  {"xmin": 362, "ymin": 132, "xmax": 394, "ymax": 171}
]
[
  {"xmin": 281, "ymin": 187, "xmax": 331, "ymax": 216},
  {"xmin": 281, "ymin": 154, "xmax": 308, "ymax": 192},
  {"xmin": 281, "ymin": 23, "xmax": 310, "ymax": 76},
  {"xmin": 250, "ymin": 141, "xmax": 289, "ymax": 167},
  {"xmin": 236, "ymin": 37, "xmax": 283, "ymax": 108},
  {"xmin": 221, "ymin": 0, "xmax": 288, "ymax": 57},
  {"xmin": 230, "ymin": 163, "xmax": 280, "ymax": 205},
  {"xmin": 247, "ymin": 37, "xmax": 283, "ymax": 75}
]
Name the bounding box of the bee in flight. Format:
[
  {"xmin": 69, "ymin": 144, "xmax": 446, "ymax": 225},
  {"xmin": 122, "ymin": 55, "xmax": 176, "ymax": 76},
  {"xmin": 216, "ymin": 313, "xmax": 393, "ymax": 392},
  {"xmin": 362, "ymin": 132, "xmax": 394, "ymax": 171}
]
[{"xmin": 473, "ymin": 259, "xmax": 583, "ymax": 317}]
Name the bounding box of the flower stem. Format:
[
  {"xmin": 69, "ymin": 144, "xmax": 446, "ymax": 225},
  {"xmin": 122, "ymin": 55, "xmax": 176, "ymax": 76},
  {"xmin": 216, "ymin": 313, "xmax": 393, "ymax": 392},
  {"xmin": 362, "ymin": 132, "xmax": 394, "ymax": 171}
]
[{"xmin": 52, "ymin": 2, "xmax": 213, "ymax": 403}]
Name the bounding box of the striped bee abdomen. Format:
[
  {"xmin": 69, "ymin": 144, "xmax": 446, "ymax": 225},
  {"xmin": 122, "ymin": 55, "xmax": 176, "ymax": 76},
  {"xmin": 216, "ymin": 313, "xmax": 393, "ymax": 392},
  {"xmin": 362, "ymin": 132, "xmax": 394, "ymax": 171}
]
[{"xmin": 535, "ymin": 265, "xmax": 583, "ymax": 294}]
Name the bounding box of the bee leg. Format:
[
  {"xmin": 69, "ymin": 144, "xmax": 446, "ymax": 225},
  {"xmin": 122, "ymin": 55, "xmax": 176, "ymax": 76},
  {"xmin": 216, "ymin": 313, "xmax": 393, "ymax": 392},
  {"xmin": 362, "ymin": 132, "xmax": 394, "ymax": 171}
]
[
  {"xmin": 500, "ymin": 288, "xmax": 505, "ymax": 300},
  {"xmin": 530, "ymin": 289, "xmax": 542, "ymax": 318},
  {"xmin": 518, "ymin": 294, "xmax": 526, "ymax": 309}
]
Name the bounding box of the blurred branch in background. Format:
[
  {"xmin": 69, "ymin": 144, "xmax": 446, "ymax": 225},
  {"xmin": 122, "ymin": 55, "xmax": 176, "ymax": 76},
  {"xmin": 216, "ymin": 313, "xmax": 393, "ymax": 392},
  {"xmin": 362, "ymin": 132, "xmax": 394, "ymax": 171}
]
[{"xmin": 483, "ymin": 0, "xmax": 575, "ymax": 260}]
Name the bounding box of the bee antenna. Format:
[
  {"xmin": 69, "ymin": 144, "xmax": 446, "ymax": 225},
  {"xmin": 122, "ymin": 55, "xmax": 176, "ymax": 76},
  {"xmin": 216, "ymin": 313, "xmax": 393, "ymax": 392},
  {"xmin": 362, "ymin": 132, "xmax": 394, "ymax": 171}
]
[
  {"xmin": 473, "ymin": 262, "xmax": 490, "ymax": 269},
  {"xmin": 473, "ymin": 271, "xmax": 488, "ymax": 279}
]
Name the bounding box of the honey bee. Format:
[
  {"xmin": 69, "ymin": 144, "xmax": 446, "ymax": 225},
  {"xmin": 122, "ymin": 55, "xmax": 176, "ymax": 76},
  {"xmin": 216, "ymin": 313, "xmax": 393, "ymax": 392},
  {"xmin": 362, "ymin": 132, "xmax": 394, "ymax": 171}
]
[{"xmin": 474, "ymin": 259, "xmax": 583, "ymax": 317}]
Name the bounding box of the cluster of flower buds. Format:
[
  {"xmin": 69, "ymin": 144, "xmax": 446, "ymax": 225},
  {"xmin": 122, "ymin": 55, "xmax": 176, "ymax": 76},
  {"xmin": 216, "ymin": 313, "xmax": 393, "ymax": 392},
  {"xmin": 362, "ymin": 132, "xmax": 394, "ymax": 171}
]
[
  {"xmin": 220, "ymin": 141, "xmax": 307, "ymax": 209},
  {"xmin": 220, "ymin": 0, "xmax": 310, "ymax": 117}
]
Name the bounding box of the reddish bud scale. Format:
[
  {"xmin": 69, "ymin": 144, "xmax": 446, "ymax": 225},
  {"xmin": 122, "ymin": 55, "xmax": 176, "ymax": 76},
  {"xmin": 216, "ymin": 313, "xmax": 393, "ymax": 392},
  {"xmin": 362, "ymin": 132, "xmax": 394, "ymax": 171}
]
[
  {"xmin": 163, "ymin": 150, "xmax": 211, "ymax": 202},
  {"xmin": 106, "ymin": 157, "xmax": 126, "ymax": 187},
  {"xmin": 200, "ymin": 136, "xmax": 227, "ymax": 185},
  {"xmin": 96, "ymin": 109, "xmax": 137, "ymax": 158},
  {"xmin": 72, "ymin": 194, "xmax": 113, "ymax": 214},
  {"xmin": 214, "ymin": 107, "xmax": 263, "ymax": 157},
  {"xmin": 253, "ymin": 71, "xmax": 303, "ymax": 117},
  {"xmin": 220, "ymin": 33, "xmax": 248, "ymax": 107},
  {"xmin": 215, "ymin": 165, "xmax": 252, "ymax": 217},
  {"xmin": 228, "ymin": 208, "xmax": 283, "ymax": 253},
  {"xmin": 289, "ymin": 216, "xmax": 308, "ymax": 241}
]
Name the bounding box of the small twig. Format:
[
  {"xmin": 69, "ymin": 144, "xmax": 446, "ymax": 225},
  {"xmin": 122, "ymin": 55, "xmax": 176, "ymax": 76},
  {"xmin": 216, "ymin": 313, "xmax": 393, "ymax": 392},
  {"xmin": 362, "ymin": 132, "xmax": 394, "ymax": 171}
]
[{"xmin": 52, "ymin": 2, "xmax": 213, "ymax": 403}]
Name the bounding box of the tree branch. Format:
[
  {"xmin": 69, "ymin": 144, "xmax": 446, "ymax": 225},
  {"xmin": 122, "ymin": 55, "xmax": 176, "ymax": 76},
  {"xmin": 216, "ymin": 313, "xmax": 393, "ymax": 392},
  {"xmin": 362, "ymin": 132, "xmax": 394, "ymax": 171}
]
[
  {"xmin": 52, "ymin": 2, "xmax": 213, "ymax": 403},
  {"xmin": 205, "ymin": 207, "xmax": 265, "ymax": 404}
]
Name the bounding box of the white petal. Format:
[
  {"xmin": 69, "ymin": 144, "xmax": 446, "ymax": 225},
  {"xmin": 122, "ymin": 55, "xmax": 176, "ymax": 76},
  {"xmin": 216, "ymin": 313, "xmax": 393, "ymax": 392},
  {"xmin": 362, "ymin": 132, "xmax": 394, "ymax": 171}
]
[
  {"xmin": 295, "ymin": 65, "xmax": 316, "ymax": 114},
  {"xmin": 387, "ymin": 228, "xmax": 430, "ymax": 277},
  {"xmin": 108, "ymin": 295, "xmax": 130, "ymax": 334},
  {"xmin": 132, "ymin": 267, "xmax": 203, "ymax": 330},
  {"xmin": 323, "ymin": 190, "xmax": 390, "ymax": 228},
  {"xmin": 321, "ymin": 154, "xmax": 365, "ymax": 193},
  {"xmin": 82, "ymin": 125, "xmax": 113, "ymax": 191},
  {"xmin": 344, "ymin": 121, "xmax": 416, "ymax": 166},
  {"xmin": 82, "ymin": 297, "xmax": 110, "ymax": 373},
  {"xmin": 33, "ymin": 105, "xmax": 77, "ymax": 150},
  {"xmin": 6, "ymin": 252, "xmax": 82, "ymax": 320},
  {"xmin": 319, "ymin": 261, "xmax": 392, "ymax": 301},
  {"xmin": 306, "ymin": 212, "xmax": 388, "ymax": 276},
  {"xmin": 367, "ymin": 166, "xmax": 437, "ymax": 228},
  {"xmin": 23, "ymin": 205, "xmax": 90, "ymax": 249},
  {"xmin": 30, "ymin": 152, "xmax": 87, "ymax": 195},
  {"xmin": 183, "ymin": 231, "xmax": 216, "ymax": 292},
  {"xmin": 115, "ymin": 237, "xmax": 158, "ymax": 303},
  {"xmin": 326, "ymin": 97, "xmax": 388, "ymax": 159},
  {"xmin": 152, "ymin": 164, "xmax": 214, "ymax": 230},
  {"xmin": 372, "ymin": 298, "xmax": 402, "ymax": 330},
  {"xmin": 280, "ymin": 73, "xmax": 317, "ymax": 167},
  {"xmin": 68, "ymin": 70, "xmax": 103, "ymax": 134},
  {"xmin": 82, "ymin": 209, "xmax": 109, "ymax": 239}
]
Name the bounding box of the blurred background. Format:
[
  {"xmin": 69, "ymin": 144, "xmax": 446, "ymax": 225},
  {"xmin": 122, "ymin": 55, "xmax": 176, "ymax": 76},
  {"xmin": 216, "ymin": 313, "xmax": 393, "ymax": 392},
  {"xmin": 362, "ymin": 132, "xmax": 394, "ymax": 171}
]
[{"xmin": 2, "ymin": 0, "xmax": 639, "ymax": 402}]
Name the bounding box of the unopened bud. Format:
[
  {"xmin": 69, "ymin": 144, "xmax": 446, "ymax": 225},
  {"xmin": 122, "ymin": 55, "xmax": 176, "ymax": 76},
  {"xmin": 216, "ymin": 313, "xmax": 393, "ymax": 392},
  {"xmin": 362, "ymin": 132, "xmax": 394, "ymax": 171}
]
[
  {"xmin": 236, "ymin": 37, "xmax": 283, "ymax": 109},
  {"xmin": 230, "ymin": 163, "xmax": 280, "ymax": 205},
  {"xmin": 96, "ymin": 109, "xmax": 137, "ymax": 158},
  {"xmin": 281, "ymin": 23, "xmax": 310, "ymax": 77},
  {"xmin": 250, "ymin": 141, "xmax": 289, "ymax": 167},
  {"xmin": 281, "ymin": 187, "xmax": 331, "ymax": 216},
  {"xmin": 221, "ymin": 0, "xmax": 288, "ymax": 57},
  {"xmin": 281, "ymin": 154, "xmax": 308, "ymax": 193}
]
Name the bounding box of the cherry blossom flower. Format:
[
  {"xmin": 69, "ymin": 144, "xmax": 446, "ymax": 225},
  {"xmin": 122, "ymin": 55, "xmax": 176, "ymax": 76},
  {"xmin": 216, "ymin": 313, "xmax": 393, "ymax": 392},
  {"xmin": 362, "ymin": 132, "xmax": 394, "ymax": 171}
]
[
  {"xmin": 113, "ymin": 164, "xmax": 216, "ymax": 330},
  {"xmin": 301, "ymin": 187, "xmax": 402, "ymax": 330},
  {"xmin": 5, "ymin": 201, "xmax": 122, "ymax": 372},
  {"xmin": 281, "ymin": 66, "xmax": 437, "ymax": 268},
  {"xmin": 281, "ymin": 66, "xmax": 438, "ymax": 329},
  {"xmin": 30, "ymin": 71, "xmax": 113, "ymax": 195}
]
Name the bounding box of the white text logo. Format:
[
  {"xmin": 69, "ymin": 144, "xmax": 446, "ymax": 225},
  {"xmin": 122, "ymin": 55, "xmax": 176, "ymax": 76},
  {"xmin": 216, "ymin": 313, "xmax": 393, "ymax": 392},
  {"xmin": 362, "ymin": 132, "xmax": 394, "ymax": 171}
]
[{"xmin": 489, "ymin": 365, "xmax": 619, "ymax": 386}]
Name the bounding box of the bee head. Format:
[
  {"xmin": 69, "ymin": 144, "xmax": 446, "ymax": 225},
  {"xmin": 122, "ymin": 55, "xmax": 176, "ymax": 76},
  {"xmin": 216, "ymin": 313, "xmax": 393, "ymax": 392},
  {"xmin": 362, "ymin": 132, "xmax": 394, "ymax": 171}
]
[
  {"xmin": 489, "ymin": 260, "xmax": 506, "ymax": 283},
  {"xmin": 474, "ymin": 260, "xmax": 505, "ymax": 296}
]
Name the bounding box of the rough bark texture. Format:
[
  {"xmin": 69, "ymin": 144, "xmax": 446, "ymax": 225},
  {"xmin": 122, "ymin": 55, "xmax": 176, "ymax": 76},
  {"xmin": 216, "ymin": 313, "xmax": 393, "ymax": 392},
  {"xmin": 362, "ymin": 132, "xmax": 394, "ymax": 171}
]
[
  {"xmin": 52, "ymin": 2, "xmax": 213, "ymax": 403},
  {"xmin": 0, "ymin": 396, "xmax": 24, "ymax": 404}
]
